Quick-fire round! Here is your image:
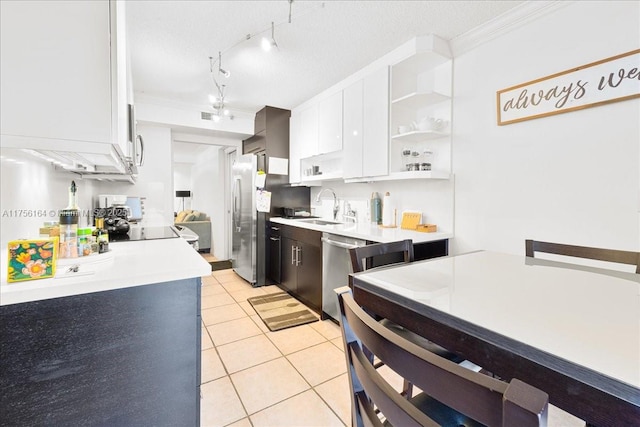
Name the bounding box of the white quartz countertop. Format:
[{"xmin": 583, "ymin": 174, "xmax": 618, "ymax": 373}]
[
  {"xmin": 1, "ymin": 238, "xmax": 211, "ymax": 306},
  {"xmin": 269, "ymin": 217, "xmax": 452, "ymax": 243}
]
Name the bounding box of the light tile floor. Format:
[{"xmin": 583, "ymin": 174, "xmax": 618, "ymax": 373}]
[
  {"xmin": 199, "ymin": 268, "xmax": 585, "ymax": 427},
  {"xmin": 200, "ymin": 268, "xmax": 350, "ymax": 427}
]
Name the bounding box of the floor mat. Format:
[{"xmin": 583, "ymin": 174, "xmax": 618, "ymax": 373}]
[{"xmin": 247, "ymin": 292, "xmax": 318, "ymax": 332}]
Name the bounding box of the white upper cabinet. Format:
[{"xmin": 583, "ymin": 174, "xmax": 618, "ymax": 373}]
[
  {"xmin": 0, "ymin": 0, "xmax": 131, "ymax": 174},
  {"xmin": 318, "ymin": 91, "xmax": 343, "ymax": 154},
  {"xmin": 299, "ymin": 105, "xmax": 319, "ymax": 159},
  {"xmin": 289, "ymin": 105, "xmax": 319, "ymax": 183},
  {"xmin": 362, "ymin": 66, "xmax": 390, "ymax": 178},
  {"xmin": 343, "ymin": 67, "xmax": 390, "ymax": 180},
  {"xmin": 342, "ymin": 80, "xmax": 364, "ymax": 179},
  {"xmin": 1, "ymin": 1, "xmax": 112, "ymax": 144}
]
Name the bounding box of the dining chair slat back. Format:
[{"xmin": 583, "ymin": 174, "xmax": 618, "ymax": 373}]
[
  {"xmin": 349, "ymin": 239, "xmax": 414, "ymax": 273},
  {"xmin": 348, "ymin": 239, "xmax": 466, "ymax": 400},
  {"xmin": 525, "ymin": 239, "xmax": 640, "ymax": 274},
  {"xmin": 337, "ymin": 287, "xmax": 549, "ymax": 427}
]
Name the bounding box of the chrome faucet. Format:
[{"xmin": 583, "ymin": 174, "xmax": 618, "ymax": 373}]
[{"xmin": 315, "ymin": 188, "xmax": 339, "ymax": 221}]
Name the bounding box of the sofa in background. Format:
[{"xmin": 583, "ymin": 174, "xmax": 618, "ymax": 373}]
[{"xmin": 174, "ymin": 210, "xmax": 211, "ymax": 252}]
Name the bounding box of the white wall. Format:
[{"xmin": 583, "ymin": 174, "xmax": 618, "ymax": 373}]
[
  {"xmin": 451, "ymin": 1, "xmax": 639, "ymax": 255},
  {"xmin": 95, "ymin": 125, "xmax": 174, "ymax": 226},
  {"xmin": 189, "ymin": 146, "xmax": 226, "ymax": 258},
  {"xmin": 0, "ymin": 148, "xmax": 96, "ymax": 245}
]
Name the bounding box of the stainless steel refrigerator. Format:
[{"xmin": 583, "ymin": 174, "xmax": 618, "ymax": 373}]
[{"xmin": 231, "ymin": 153, "xmax": 258, "ymax": 284}]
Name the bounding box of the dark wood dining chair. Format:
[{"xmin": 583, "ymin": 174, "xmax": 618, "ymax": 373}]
[
  {"xmin": 525, "ymin": 239, "xmax": 640, "ymax": 274},
  {"xmin": 336, "ymin": 287, "xmax": 549, "ymax": 427},
  {"xmin": 349, "ymin": 240, "xmax": 466, "ymax": 399}
]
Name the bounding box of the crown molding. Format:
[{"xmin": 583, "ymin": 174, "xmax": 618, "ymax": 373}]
[{"xmin": 450, "ymin": 1, "xmax": 574, "ymax": 56}]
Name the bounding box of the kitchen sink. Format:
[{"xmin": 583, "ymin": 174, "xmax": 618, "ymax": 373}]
[{"xmin": 295, "ymin": 218, "xmax": 341, "ymax": 226}]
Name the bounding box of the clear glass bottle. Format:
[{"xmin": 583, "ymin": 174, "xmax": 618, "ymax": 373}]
[{"xmin": 59, "ymin": 209, "xmax": 79, "ymax": 258}]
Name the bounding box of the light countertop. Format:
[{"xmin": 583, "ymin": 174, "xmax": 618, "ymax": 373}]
[
  {"xmin": 1, "ymin": 237, "xmax": 211, "ymax": 306},
  {"xmin": 269, "ymin": 217, "xmax": 452, "ymax": 243}
]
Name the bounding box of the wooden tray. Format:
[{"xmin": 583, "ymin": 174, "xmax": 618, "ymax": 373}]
[{"xmin": 416, "ymin": 224, "xmax": 437, "ymax": 233}]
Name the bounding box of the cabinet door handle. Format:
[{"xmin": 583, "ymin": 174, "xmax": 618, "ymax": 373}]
[
  {"xmin": 295, "ymin": 246, "xmax": 301, "ymax": 266},
  {"xmin": 271, "ymin": 227, "xmax": 280, "ymax": 231},
  {"xmin": 291, "ymin": 245, "xmax": 296, "ymax": 265},
  {"xmin": 270, "ymin": 237, "xmax": 280, "ymax": 241}
]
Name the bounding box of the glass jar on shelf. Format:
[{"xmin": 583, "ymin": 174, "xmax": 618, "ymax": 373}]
[{"xmin": 420, "ymin": 150, "xmax": 434, "ymax": 171}]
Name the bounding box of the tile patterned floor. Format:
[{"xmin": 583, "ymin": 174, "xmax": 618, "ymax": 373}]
[
  {"xmin": 199, "ymin": 269, "xmax": 350, "ymax": 427},
  {"xmin": 199, "ymin": 269, "xmax": 585, "ymax": 427}
]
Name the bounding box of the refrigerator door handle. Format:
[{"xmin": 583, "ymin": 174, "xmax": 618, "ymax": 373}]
[{"xmin": 233, "ymin": 177, "xmax": 241, "ymax": 232}]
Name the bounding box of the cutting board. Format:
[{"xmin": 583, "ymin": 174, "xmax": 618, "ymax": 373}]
[{"xmin": 400, "ymin": 211, "xmax": 421, "ymax": 230}]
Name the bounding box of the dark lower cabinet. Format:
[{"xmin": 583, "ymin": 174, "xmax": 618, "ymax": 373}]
[
  {"xmin": 267, "ymin": 223, "xmax": 282, "ymax": 284},
  {"xmin": 280, "ymin": 236, "xmax": 298, "ymax": 294},
  {"xmin": 0, "ymin": 278, "xmax": 201, "ymax": 426},
  {"xmin": 295, "ymin": 240, "xmax": 322, "ymax": 311},
  {"xmin": 278, "ymin": 224, "xmax": 322, "ymax": 312}
]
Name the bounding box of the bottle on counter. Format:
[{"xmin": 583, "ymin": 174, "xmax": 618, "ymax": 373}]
[
  {"xmin": 59, "ymin": 209, "xmax": 79, "ymax": 258},
  {"xmin": 77, "ymin": 228, "xmax": 93, "ymax": 257},
  {"xmin": 382, "ymin": 191, "xmax": 393, "ymax": 227},
  {"xmin": 93, "ymin": 218, "xmax": 109, "ymax": 254},
  {"xmin": 59, "ymin": 180, "xmax": 81, "ymax": 258},
  {"xmin": 88, "ymin": 227, "xmax": 99, "ymax": 254},
  {"xmin": 370, "ymin": 192, "xmax": 382, "ymax": 225}
]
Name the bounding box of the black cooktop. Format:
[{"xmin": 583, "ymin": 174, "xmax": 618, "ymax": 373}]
[{"xmin": 109, "ymin": 226, "xmax": 180, "ymax": 242}]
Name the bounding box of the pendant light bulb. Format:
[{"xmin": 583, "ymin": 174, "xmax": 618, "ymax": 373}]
[
  {"xmin": 262, "ymin": 22, "xmax": 277, "ymax": 52},
  {"xmin": 261, "ymin": 37, "xmax": 272, "ymax": 52}
]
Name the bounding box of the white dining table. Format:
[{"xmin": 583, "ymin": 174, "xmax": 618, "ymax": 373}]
[{"xmin": 349, "ymin": 251, "xmax": 640, "ymax": 427}]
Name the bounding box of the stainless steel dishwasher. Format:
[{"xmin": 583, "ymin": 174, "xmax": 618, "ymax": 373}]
[{"xmin": 321, "ymin": 232, "xmax": 367, "ymax": 321}]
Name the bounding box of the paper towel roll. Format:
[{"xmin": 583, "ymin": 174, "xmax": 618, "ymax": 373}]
[{"xmin": 382, "ymin": 192, "xmax": 392, "ymax": 226}]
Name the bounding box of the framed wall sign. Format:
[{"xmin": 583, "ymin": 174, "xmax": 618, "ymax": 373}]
[{"xmin": 497, "ymin": 49, "xmax": 640, "ymax": 126}]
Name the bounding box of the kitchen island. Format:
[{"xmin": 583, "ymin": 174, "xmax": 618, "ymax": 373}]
[{"xmin": 0, "ymin": 238, "xmax": 211, "ymax": 426}]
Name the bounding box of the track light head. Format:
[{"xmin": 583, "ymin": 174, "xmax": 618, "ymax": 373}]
[
  {"xmin": 262, "ymin": 22, "xmax": 278, "ymax": 52},
  {"xmin": 218, "ymin": 67, "xmax": 231, "ymax": 78}
]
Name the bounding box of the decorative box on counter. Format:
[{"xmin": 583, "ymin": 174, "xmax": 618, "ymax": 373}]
[
  {"xmin": 416, "ymin": 224, "xmax": 437, "ymax": 233},
  {"xmin": 7, "ymin": 238, "xmax": 58, "ymax": 282}
]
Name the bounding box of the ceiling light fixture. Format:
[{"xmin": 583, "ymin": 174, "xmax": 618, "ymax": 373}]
[
  {"xmin": 217, "ymin": 51, "xmax": 231, "ymax": 78},
  {"xmin": 209, "ymin": 56, "xmax": 234, "ymax": 122},
  {"xmin": 261, "ymin": 22, "xmax": 278, "ymax": 52},
  {"xmin": 206, "ymin": 1, "xmax": 326, "ymax": 117}
]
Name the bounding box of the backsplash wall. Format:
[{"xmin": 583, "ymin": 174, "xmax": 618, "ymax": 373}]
[
  {"xmin": 310, "ymin": 179, "xmax": 453, "ymax": 232},
  {"xmin": 0, "ymin": 148, "xmax": 96, "ymax": 245}
]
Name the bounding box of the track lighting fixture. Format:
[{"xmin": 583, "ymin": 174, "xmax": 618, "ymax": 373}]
[
  {"xmin": 206, "ymin": 1, "xmax": 328, "ymax": 120},
  {"xmin": 217, "ymin": 51, "xmax": 231, "ymax": 78},
  {"xmin": 261, "ymin": 22, "xmax": 278, "ymax": 52}
]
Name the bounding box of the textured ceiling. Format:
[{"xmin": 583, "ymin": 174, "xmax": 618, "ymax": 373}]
[{"xmin": 128, "ymin": 0, "xmax": 524, "ymax": 115}]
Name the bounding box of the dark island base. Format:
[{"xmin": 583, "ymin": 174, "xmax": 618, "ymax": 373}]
[{"xmin": 0, "ymin": 278, "xmax": 201, "ymax": 426}]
